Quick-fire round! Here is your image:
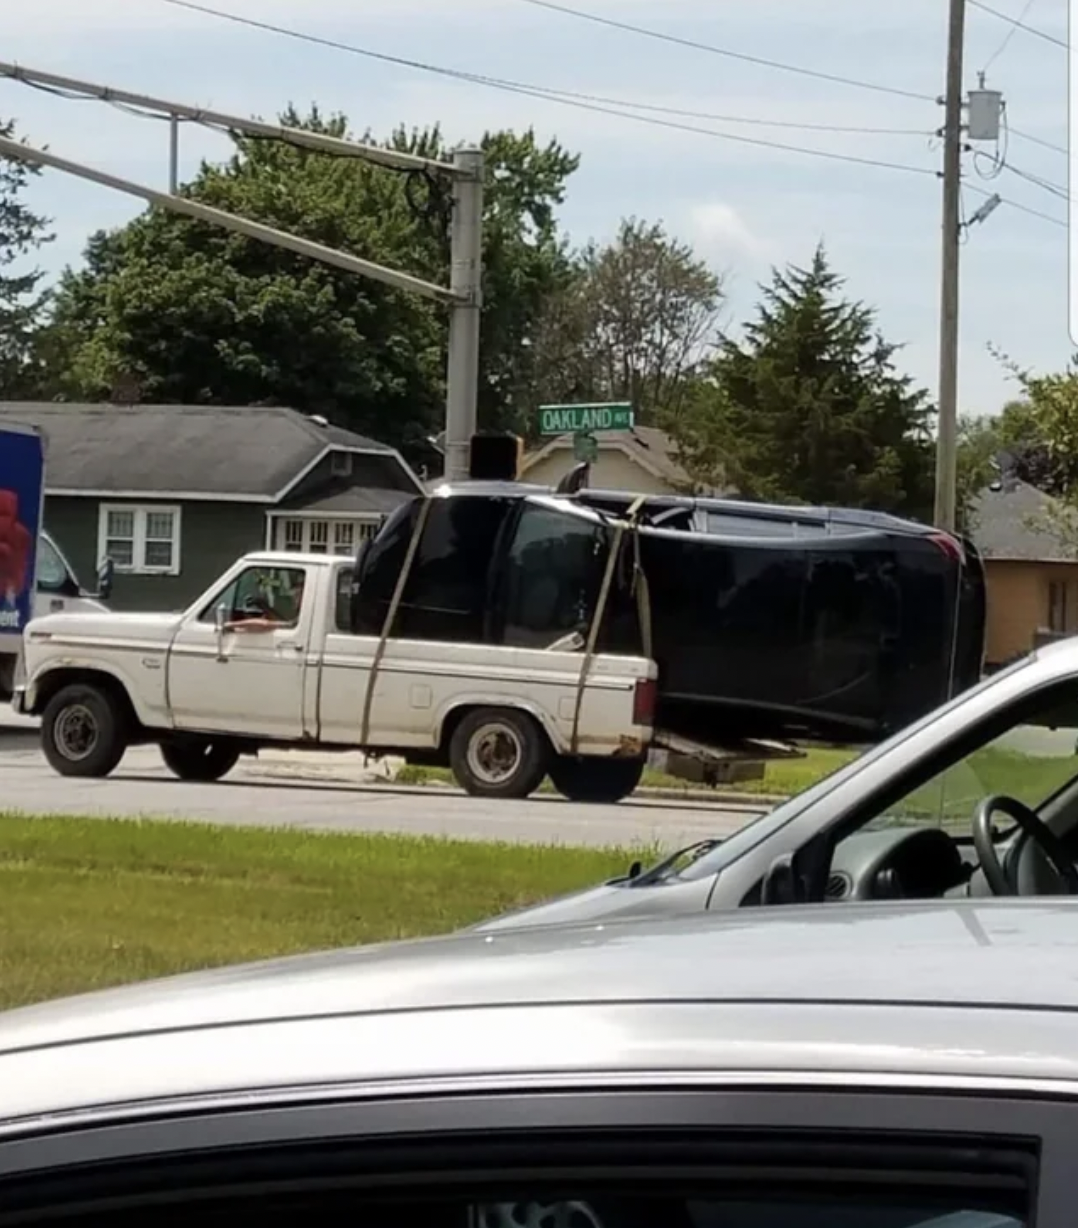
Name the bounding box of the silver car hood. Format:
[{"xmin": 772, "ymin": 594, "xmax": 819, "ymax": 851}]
[{"xmin": 472, "ymin": 872, "xmax": 714, "ymax": 932}]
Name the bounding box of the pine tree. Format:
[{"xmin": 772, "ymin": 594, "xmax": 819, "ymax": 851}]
[
  {"xmin": 0, "ymin": 118, "xmax": 53, "ymax": 397},
  {"xmin": 677, "ymin": 244, "xmax": 934, "ymax": 519}
]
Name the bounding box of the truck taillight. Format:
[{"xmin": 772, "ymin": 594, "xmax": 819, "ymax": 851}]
[{"xmin": 633, "ymin": 677, "xmax": 657, "ymax": 726}]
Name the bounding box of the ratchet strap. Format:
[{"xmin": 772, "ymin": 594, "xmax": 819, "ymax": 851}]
[
  {"xmin": 569, "ymin": 495, "xmax": 647, "ymax": 755},
  {"xmin": 359, "ymin": 497, "xmax": 432, "ymax": 748}
]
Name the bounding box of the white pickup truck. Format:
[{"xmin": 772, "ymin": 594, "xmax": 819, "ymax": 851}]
[{"xmin": 14, "ymin": 550, "xmax": 657, "ymax": 801}]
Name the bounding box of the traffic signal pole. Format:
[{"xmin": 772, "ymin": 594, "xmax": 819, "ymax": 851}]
[{"xmin": 0, "ymin": 60, "xmax": 483, "ymax": 478}]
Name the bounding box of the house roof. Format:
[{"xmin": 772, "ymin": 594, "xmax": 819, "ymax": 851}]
[
  {"xmin": 969, "ymin": 478, "xmax": 1077, "ymax": 562},
  {"xmin": 279, "ymin": 485, "xmax": 414, "ymax": 516},
  {"xmin": 520, "ymin": 424, "xmax": 699, "ymax": 490},
  {"xmin": 0, "ymin": 403, "xmax": 416, "ymax": 502}
]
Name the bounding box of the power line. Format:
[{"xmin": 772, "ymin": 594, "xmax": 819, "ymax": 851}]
[
  {"xmin": 157, "ymin": 0, "xmax": 941, "ymax": 174},
  {"xmin": 967, "ymin": 0, "xmax": 1067, "ymax": 48},
  {"xmin": 966, "ymin": 181, "xmax": 1066, "ymax": 225},
  {"xmin": 981, "ymin": 0, "xmax": 1037, "ymax": 69},
  {"xmin": 1003, "ymin": 160, "xmax": 1068, "ymax": 200},
  {"xmin": 1009, "ymin": 127, "xmax": 1066, "ymax": 155},
  {"xmin": 512, "ymin": 0, "xmax": 936, "ymax": 103},
  {"xmin": 157, "ymin": 0, "xmax": 930, "ymax": 135}
]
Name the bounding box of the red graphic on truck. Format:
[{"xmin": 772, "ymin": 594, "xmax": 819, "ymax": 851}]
[{"xmin": 0, "ymin": 489, "xmax": 32, "ymax": 606}]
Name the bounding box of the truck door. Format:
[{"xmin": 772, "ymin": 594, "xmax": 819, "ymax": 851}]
[{"xmin": 166, "ymin": 563, "xmax": 309, "ymax": 739}]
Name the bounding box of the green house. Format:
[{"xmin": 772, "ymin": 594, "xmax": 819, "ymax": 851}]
[{"xmin": 0, "ymin": 402, "xmax": 424, "ymax": 611}]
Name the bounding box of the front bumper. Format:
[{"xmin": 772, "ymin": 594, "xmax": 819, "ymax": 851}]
[{"xmin": 11, "ymin": 685, "xmax": 27, "ymax": 715}]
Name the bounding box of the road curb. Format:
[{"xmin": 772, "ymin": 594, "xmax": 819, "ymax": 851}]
[{"xmin": 244, "ymin": 762, "xmax": 784, "ymax": 808}]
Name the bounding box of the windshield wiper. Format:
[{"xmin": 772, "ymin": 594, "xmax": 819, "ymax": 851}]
[{"xmin": 630, "ymin": 838, "xmax": 723, "ymax": 885}]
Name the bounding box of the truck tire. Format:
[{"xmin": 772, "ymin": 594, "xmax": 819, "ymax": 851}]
[
  {"xmin": 160, "ymin": 738, "xmax": 241, "ymax": 782},
  {"xmin": 41, "ymin": 682, "xmax": 127, "ymax": 778},
  {"xmin": 548, "ymin": 756, "xmax": 644, "ymax": 803},
  {"xmin": 0, "ymin": 656, "xmax": 14, "ymax": 702},
  {"xmin": 449, "ymin": 707, "xmax": 549, "ymax": 799}
]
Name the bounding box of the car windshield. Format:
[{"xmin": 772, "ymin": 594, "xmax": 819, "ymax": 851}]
[{"xmin": 667, "ymin": 653, "xmax": 1037, "ymax": 882}]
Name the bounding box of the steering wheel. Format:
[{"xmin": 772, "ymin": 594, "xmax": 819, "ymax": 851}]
[{"xmin": 971, "ymin": 794, "xmax": 1078, "ymax": 895}]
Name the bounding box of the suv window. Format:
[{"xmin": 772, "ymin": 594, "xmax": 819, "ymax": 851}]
[
  {"xmin": 395, "ymin": 497, "xmax": 513, "ymax": 642},
  {"xmin": 497, "ymin": 503, "xmax": 608, "ymax": 649}
]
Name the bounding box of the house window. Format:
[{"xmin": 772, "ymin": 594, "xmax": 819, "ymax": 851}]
[
  {"xmin": 275, "ymin": 517, "xmax": 382, "ymax": 554},
  {"xmin": 97, "ymin": 505, "xmax": 181, "ymax": 575},
  {"xmin": 333, "ymin": 521, "xmax": 355, "ymax": 554},
  {"xmin": 308, "ymin": 521, "xmax": 329, "ymax": 554},
  {"xmin": 329, "ymin": 451, "xmax": 353, "ymax": 477},
  {"xmin": 1047, "ymin": 578, "xmax": 1078, "ymax": 633},
  {"xmin": 282, "ymin": 519, "xmax": 304, "ymax": 551}
]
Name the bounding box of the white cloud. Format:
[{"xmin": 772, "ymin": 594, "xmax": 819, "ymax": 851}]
[{"xmin": 689, "ymin": 202, "xmax": 770, "ymax": 259}]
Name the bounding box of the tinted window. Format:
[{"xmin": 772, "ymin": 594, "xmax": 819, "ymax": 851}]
[
  {"xmin": 10, "ymin": 1165, "xmax": 1028, "ymax": 1228},
  {"xmin": 351, "ymin": 501, "xmax": 420, "ymax": 634},
  {"xmin": 498, "ymin": 503, "xmax": 607, "ymax": 648},
  {"xmin": 395, "ymin": 498, "xmax": 513, "ymax": 641}
]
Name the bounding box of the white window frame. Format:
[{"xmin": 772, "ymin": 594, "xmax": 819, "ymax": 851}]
[
  {"xmin": 271, "ymin": 514, "xmax": 382, "ymax": 555},
  {"xmin": 97, "ymin": 503, "xmax": 182, "ymax": 576}
]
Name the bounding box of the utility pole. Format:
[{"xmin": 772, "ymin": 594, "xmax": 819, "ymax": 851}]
[
  {"xmin": 933, "ymin": 0, "xmax": 966, "ymax": 533},
  {"xmin": 0, "ymin": 61, "xmax": 484, "ymax": 478},
  {"xmin": 444, "ymin": 148, "xmax": 485, "ymax": 482}
]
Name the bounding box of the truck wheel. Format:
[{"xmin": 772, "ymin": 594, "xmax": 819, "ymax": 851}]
[
  {"xmin": 41, "ymin": 683, "xmax": 127, "ymax": 778},
  {"xmin": 160, "ymin": 738, "xmax": 241, "ymax": 782},
  {"xmin": 449, "ymin": 707, "xmax": 549, "ymax": 799},
  {"xmin": 548, "ymin": 756, "xmax": 644, "ymax": 803}
]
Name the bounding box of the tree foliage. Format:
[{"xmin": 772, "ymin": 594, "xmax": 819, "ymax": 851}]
[
  {"xmin": 47, "ymin": 109, "xmax": 578, "ymax": 454},
  {"xmin": 672, "ymin": 245, "xmax": 934, "ymax": 518},
  {"xmin": 0, "ymin": 118, "xmax": 53, "ymax": 398},
  {"xmin": 529, "ymin": 218, "xmax": 722, "ymax": 427}
]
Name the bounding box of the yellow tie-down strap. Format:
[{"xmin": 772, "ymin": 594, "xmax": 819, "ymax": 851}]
[{"xmin": 569, "ymin": 495, "xmax": 651, "ymax": 755}]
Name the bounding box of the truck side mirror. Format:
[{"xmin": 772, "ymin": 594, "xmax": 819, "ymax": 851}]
[
  {"xmin": 97, "ymin": 558, "xmax": 114, "ymax": 600},
  {"xmin": 214, "ymin": 602, "xmax": 229, "ymax": 659}
]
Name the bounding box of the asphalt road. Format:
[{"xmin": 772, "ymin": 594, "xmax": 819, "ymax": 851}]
[{"xmin": 0, "ymin": 718, "xmax": 765, "ymax": 849}]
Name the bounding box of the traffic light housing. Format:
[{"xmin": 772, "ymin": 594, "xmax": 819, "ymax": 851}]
[{"xmin": 468, "ymin": 432, "xmax": 523, "ymax": 480}]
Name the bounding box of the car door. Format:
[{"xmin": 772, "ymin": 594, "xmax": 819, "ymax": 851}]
[
  {"xmin": 166, "ymin": 563, "xmax": 309, "ymax": 739},
  {"xmin": 0, "ymin": 1078, "xmax": 1063, "ymax": 1228}
]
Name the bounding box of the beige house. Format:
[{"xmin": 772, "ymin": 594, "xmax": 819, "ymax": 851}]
[
  {"xmin": 519, "ymin": 425, "xmax": 713, "ymax": 495},
  {"xmin": 969, "ymin": 479, "xmax": 1078, "ymax": 667}
]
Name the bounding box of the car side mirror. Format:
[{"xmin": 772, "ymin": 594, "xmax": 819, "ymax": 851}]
[{"xmin": 96, "ymin": 557, "xmax": 114, "ymax": 600}]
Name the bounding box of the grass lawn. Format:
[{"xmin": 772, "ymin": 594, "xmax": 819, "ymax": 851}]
[{"xmin": 0, "ymin": 815, "xmax": 644, "ymax": 1012}]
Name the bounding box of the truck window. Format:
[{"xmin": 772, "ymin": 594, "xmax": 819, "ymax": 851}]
[
  {"xmin": 200, "ymin": 566, "xmax": 307, "ymax": 626},
  {"xmin": 496, "ymin": 504, "xmax": 607, "ymax": 649},
  {"xmin": 334, "ymin": 566, "xmax": 353, "ymax": 632},
  {"xmin": 36, "ymin": 535, "xmax": 70, "ymax": 592}
]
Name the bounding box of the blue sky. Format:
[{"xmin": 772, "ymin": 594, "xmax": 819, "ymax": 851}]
[{"xmin": 4, "ymin": 0, "xmax": 1069, "ymax": 417}]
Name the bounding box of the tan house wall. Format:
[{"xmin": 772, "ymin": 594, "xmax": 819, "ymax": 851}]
[
  {"xmin": 984, "ymin": 558, "xmax": 1078, "ymax": 665},
  {"xmin": 522, "ymin": 447, "xmax": 681, "ymax": 495}
]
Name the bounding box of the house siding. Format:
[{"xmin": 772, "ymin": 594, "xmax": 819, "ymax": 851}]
[
  {"xmin": 45, "ymin": 496, "xmax": 267, "ymax": 612},
  {"xmin": 983, "ymin": 557, "xmax": 1078, "ymax": 666}
]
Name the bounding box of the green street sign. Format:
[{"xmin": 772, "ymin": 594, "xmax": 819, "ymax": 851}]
[{"xmin": 538, "ymin": 402, "xmax": 633, "ymax": 435}]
